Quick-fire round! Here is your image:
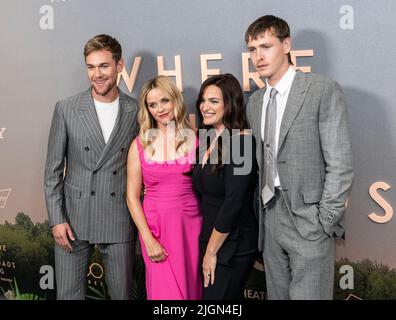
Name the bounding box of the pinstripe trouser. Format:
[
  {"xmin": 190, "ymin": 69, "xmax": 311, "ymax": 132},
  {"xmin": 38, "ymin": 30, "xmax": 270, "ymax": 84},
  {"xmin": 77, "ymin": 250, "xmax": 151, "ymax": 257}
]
[{"xmin": 55, "ymin": 240, "xmax": 134, "ymax": 300}]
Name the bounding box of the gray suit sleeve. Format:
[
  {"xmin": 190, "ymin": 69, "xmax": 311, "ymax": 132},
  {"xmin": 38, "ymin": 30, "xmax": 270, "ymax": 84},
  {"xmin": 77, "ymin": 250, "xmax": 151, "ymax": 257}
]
[
  {"xmin": 246, "ymin": 99, "xmax": 253, "ymax": 129},
  {"xmin": 44, "ymin": 102, "xmax": 67, "ymax": 227},
  {"xmin": 318, "ymin": 81, "xmax": 354, "ymax": 236},
  {"xmin": 132, "ymin": 99, "xmax": 140, "ymax": 137}
]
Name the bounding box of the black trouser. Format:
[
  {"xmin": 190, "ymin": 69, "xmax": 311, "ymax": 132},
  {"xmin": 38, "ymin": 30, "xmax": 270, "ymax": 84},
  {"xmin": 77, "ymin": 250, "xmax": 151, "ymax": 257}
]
[{"xmin": 203, "ymin": 252, "xmax": 256, "ymax": 300}]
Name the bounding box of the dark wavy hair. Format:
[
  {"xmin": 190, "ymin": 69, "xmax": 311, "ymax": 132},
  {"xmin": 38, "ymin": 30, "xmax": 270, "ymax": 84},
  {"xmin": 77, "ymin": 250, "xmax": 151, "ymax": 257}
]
[{"xmin": 195, "ymin": 73, "xmax": 248, "ymax": 173}]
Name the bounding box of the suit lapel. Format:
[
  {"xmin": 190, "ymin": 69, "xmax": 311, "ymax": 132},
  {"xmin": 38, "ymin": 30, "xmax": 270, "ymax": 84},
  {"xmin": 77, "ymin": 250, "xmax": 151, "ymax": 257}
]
[
  {"xmin": 95, "ymin": 91, "xmax": 134, "ymax": 169},
  {"xmin": 278, "ymin": 71, "xmax": 311, "ymax": 153},
  {"xmin": 77, "ymin": 89, "xmax": 105, "ymax": 158},
  {"xmin": 251, "ymin": 87, "xmax": 266, "ymax": 172},
  {"xmin": 252, "ymin": 88, "xmax": 266, "ymax": 141}
]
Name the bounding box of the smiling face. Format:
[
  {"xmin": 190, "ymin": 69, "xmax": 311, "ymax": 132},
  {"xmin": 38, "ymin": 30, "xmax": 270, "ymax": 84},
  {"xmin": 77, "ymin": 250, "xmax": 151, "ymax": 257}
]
[
  {"xmin": 146, "ymin": 87, "xmax": 176, "ymax": 127},
  {"xmin": 199, "ymin": 85, "xmax": 225, "ymax": 132},
  {"xmin": 247, "ymin": 30, "xmax": 291, "ymax": 86},
  {"xmin": 86, "ymin": 49, "xmax": 124, "ymax": 102}
]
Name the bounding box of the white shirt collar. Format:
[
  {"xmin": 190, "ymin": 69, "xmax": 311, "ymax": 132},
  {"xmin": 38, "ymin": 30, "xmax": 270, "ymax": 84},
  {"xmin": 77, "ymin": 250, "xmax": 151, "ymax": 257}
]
[{"xmin": 265, "ymin": 66, "xmax": 296, "ymax": 96}]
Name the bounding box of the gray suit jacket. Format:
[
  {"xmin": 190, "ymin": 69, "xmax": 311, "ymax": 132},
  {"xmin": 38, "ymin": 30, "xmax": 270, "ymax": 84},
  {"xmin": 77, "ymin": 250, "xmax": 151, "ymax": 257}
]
[
  {"xmin": 246, "ymin": 71, "xmax": 353, "ymax": 251},
  {"xmin": 44, "ymin": 88, "xmax": 139, "ymax": 243}
]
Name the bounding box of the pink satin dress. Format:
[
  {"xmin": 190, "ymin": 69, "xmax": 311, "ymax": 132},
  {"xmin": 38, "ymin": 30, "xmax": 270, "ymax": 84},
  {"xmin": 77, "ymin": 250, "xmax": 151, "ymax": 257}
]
[{"xmin": 136, "ymin": 137, "xmax": 202, "ymax": 300}]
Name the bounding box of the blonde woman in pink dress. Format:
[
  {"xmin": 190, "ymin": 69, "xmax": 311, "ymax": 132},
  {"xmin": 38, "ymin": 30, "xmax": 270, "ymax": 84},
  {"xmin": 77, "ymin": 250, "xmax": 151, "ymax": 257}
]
[{"xmin": 126, "ymin": 76, "xmax": 202, "ymax": 300}]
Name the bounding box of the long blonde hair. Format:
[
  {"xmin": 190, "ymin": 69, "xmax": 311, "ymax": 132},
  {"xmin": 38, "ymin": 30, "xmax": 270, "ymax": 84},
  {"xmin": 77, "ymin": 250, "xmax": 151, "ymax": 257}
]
[{"xmin": 138, "ymin": 75, "xmax": 192, "ymax": 156}]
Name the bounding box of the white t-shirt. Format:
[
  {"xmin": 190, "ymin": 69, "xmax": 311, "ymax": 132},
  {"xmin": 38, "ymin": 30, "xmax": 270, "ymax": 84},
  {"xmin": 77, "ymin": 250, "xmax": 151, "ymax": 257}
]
[{"xmin": 94, "ymin": 97, "xmax": 119, "ymax": 144}]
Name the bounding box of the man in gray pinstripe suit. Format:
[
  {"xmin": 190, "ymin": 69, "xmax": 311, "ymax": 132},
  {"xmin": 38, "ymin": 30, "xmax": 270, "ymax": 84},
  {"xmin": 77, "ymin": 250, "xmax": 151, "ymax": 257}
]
[{"xmin": 44, "ymin": 35, "xmax": 139, "ymax": 299}]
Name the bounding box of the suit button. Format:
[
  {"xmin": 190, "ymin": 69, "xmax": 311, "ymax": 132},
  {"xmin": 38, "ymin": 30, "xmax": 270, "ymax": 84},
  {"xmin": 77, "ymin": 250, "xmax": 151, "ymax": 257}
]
[
  {"xmin": 91, "ymin": 191, "xmax": 95, "ymax": 196},
  {"xmin": 326, "ymin": 213, "xmax": 335, "ymax": 222},
  {"xmin": 85, "ymin": 147, "xmax": 90, "ymax": 151},
  {"xmin": 113, "ymin": 170, "xmax": 117, "ymax": 175},
  {"xmin": 120, "ymin": 148, "xmax": 125, "ymax": 153},
  {"xmin": 111, "ymin": 192, "xmax": 116, "ymax": 197},
  {"xmin": 93, "ymin": 170, "xmax": 97, "ymax": 175}
]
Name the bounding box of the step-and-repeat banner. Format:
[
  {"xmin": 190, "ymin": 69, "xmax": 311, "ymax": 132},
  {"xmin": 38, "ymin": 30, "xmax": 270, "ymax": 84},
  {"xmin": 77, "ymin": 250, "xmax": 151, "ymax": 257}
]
[{"xmin": 1, "ymin": 0, "xmax": 395, "ymax": 300}]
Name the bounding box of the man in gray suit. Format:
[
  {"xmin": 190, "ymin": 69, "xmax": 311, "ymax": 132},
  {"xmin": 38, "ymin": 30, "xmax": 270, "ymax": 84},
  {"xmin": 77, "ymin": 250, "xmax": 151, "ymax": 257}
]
[
  {"xmin": 245, "ymin": 16, "xmax": 353, "ymax": 299},
  {"xmin": 44, "ymin": 34, "xmax": 139, "ymax": 299}
]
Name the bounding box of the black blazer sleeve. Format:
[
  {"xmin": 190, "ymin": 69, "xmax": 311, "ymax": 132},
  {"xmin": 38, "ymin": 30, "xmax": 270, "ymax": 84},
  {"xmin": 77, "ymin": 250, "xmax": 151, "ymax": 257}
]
[{"xmin": 214, "ymin": 135, "xmax": 256, "ymax": 234}]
